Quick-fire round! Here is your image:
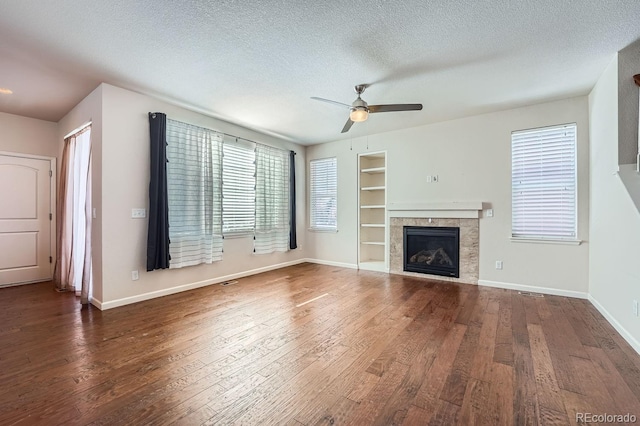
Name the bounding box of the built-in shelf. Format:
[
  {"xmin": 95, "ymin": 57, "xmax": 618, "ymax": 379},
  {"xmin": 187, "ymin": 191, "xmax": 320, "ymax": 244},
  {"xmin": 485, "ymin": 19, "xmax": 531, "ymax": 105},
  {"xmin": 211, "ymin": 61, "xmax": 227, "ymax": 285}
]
[
  {"xmin": 361, "ymin": 167, "xmax": 386, "ymax": 174},
  {"xmin": 359, "ymin": 151, "xmax": 387, "ymax": 272},
  {"xmin": 358, "ymin": 260, "xmax": 387, "ymax": 273}
]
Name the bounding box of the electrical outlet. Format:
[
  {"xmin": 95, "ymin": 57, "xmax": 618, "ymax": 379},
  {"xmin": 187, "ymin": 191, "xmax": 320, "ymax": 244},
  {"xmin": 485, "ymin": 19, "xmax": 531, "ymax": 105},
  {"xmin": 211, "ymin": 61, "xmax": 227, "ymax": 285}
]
[
  {"xmin": 131, "ymin": 208, "xmax": 146, "ymax": 218},
  {"xmin": 432, "ymin": 175, "xmax": 439, "ymax": 183},
  {"xmin": 495, "ymin": 260, "xmax": 503, "ymax": 270},
  {"xmin": 131, "ymin": 270, "xmax": 139, "ymax": 281},
  {"xmin": 633, "ymin": 300, "xmax": 639, "ymax": 317}
]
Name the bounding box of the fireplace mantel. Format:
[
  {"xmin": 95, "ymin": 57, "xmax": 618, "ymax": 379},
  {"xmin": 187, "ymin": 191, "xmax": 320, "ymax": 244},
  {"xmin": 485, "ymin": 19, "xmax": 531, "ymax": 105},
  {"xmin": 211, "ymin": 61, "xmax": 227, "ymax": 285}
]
[{"xmin": 387, "ymin": 202, "xmax": 484, "ymax": 219}]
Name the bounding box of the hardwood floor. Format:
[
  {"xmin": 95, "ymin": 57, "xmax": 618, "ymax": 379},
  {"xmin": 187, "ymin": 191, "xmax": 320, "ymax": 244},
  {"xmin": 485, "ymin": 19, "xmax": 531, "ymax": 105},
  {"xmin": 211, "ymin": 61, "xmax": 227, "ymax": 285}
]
[{"xmin": 1, "ymin": 263, "xmax": 639, "ymax": 425}]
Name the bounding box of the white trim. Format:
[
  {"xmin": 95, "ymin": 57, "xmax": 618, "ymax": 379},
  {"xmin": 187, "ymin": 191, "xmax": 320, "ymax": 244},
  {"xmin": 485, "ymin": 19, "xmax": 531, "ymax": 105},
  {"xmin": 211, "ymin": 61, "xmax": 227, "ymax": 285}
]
[
  {"xmin": 308, "ymin": 228, "xmax": 338, "ymax": 233},
  {"xmin": 358, "ymin": 261, "xmax": 389, "ymax": 273},
  {"xmin": 0, "ymin": 150, "xmax": 55, "ymax": 161},
  {"xmin": 510, "ymin": 237, "xmax": 582, "ymax": 246},
  {"xmin": 388, "ymin": 202, "xmax": 483, "ymax": 211},
  {"xmin": 89, "ymin": 296, "xmax": 103, "ymax": 310},
  {"xmin": 303, "ymin": 258, "xmax": 358, "ymax": 269},
  {"xmin": 388, "ymin": 210, "xmax": 480, "ymax": 219},
  {"xmin": 588, "ymin": 295, "xmax": 640, "ymax": 355},
  {"xmin": 387, "ymin": 202, "xmax": 483, "ymax": 220},
  {"xmin": 478, "ymin": 279, "xmax": 588, "ymax": 299},
  {"xmin": 63, "ymin": 121, "xmax": 92, "ymax": 140},
  {"xmin": 98, "ymin": 259, "xmax": 307, "ymax": 310}
]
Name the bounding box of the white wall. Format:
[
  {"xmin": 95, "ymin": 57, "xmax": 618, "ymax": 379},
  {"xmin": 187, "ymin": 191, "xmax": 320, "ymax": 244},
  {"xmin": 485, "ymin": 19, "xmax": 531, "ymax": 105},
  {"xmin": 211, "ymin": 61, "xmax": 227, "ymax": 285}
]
[
  {"xmin": 0, "ymin": 111, "xmax": 58, "ymax": 158},
  {"xmin": 589, "ymin": 56, "xmax": 640, "ymax": 351},
  {"xmin": 57, "ymin": 85, "xmax": 103, "ymax": 302},
  {"xmin": 98, "ymin": 84, "xmax": 306, "ymax": 307},
  {"xmin": 307, "ymin": 97, "xmax": 590, "ymax": 295},
  {"xmin": 618, "ymin": 39, "xmax": 640, "ymax": 165}
]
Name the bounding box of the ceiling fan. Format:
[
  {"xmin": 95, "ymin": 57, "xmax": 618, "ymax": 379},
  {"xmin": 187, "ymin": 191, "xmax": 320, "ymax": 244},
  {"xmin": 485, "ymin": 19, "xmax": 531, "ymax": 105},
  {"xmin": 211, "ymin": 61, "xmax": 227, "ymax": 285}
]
[{"xmin": 311, "ymin": 84, "xmax": 423, "ymax": 133}]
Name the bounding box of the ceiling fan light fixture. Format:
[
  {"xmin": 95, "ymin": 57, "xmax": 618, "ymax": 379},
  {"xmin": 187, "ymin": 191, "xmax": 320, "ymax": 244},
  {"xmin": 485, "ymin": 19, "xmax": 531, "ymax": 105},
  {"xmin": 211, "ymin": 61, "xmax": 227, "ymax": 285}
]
[{"xmin": 350, "ymin": 107, "xmax": 368, "ymax": 122}]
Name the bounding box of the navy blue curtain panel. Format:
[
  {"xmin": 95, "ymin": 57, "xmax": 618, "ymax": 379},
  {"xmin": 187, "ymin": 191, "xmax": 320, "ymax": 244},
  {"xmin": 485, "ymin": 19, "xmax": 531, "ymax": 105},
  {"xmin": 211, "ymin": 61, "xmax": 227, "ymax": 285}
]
[
  {"xmin": 289, "ymin": 150, "xmax": 297, "ymax": 250},
  {"xmin": 147, "ymin": 112, "xmax": 171, "ymax": 271}
]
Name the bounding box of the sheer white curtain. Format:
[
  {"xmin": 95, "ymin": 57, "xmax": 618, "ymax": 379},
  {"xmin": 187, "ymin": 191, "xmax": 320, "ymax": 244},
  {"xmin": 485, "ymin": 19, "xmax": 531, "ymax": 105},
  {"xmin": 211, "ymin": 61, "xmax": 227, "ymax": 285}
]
[
  {"xmin": 166, "ymin": 119, "xmax": 223, "ymax": 268},
  {"xmin": 55, "ymin": 125, "xmax": 92, "ymax": 304},
  {"xmin": 254, "ymin": 144, "xmax": 290, "ymax": 254}
]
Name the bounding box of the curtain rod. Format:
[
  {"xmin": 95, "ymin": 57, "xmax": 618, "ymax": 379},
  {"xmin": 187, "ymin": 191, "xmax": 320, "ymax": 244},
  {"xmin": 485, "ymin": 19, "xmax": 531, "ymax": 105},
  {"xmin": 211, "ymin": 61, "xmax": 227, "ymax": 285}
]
[
  {"xmin": 157, "ymin": 114, "xmax": 295, "ymax": 155},
  {"xmin": 63, "ymin": 120, "xmax": 92, "ymax": 140}
]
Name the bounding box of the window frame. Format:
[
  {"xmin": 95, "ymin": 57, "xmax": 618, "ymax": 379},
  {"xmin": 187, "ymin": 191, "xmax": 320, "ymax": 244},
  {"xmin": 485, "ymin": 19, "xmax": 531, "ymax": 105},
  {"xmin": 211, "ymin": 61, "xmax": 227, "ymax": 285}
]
[
  {"xmin": 309, "ymin": 157, "xmax": 338, "ymax": 232},
  {"xmin": 511, "ymin": 123, "xmax": 579, "ymax": 243},
  {"xmin": 222, "ymin": 139, "xmax": 256, "ymax": 237}
]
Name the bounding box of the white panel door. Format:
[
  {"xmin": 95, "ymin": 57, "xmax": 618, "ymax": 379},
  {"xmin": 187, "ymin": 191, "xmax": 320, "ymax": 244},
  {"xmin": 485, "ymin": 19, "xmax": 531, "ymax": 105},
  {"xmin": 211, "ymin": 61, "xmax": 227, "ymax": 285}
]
[{"xmin": 0, "ymin": 155, "xmax": 52, "ymax": 286}]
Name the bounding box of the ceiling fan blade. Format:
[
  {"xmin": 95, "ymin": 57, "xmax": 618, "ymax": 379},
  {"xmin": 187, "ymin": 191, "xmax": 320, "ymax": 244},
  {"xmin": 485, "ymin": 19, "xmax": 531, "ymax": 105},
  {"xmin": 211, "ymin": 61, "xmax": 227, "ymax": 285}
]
[
  {"xmin": 369, "ymin": 104, "xmax": 423, "ymax": 113},
  {"xmin": 311, "ymin": 97, "xmax": 350, "ymax": 109},
  {"xmin": 341, "ymin": 118, "xmax": 355, "ymax": 133}
]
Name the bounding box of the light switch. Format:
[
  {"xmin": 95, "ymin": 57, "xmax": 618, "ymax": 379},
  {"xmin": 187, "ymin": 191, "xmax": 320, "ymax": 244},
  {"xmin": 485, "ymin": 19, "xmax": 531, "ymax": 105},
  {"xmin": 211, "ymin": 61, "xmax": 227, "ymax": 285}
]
[
  {"xmin": 131, "ymin": 208, "xmax": 146, "ymax": 218},
  {"xmin": 486, "ymin": 209, "xmax": 494, "ymax": 217}
]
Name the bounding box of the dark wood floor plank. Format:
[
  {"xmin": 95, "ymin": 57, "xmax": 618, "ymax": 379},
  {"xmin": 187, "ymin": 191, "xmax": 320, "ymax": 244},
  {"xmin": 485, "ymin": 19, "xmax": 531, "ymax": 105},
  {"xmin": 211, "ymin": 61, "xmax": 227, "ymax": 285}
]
[
  {"xmin": 493, "ymin": 291, "xmax": 514, "ymax": 366},
  {"xmin": 559, "ymin": 297, "xmax": 599, "ymax": 348},
  {"xmin": 310, "ymin": 397, "xmax": 359, "ymax": 426},
  {"xmin": 488, "ymin": 361, "xmax": 514, "ymax": 426},
  {"xmin": 527, "ymin": 324, "xmax": 569, "ymax": 424},
  {"xmin": 0, "ymin": 263, "xmax": 639, "ymax": 425},
  {"xmin": 438, "ymin": 322, "xmax": 482, "ymax": 406},
  {"xmin": 428, "ymin": 399, "xmax": 461, "ymax": 426},
  {"xmin": 345, "ymin": 361, "xmax": 411, "ymax": 426},
  {"xmin": 402, "ymin": 404, "xmax": 430, "ymax": 426},
  {"xmin": 411, "ymin": 322, "xmax": 466, "ymax": 417},
  {"xmin": 584, "ymin": 345, "xmax": 640, "ymax": 414},
  {"xmin": 569, "ymin": 354, "xmax": 619, "ymax": 417}
]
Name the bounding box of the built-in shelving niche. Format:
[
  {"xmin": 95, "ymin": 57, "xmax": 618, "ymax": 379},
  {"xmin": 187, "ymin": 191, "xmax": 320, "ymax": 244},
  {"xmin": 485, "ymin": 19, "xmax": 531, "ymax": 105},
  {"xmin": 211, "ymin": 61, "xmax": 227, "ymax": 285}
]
[{"xmin": 358, "ymin": 151, "xmax": 387, "ymax": 272}]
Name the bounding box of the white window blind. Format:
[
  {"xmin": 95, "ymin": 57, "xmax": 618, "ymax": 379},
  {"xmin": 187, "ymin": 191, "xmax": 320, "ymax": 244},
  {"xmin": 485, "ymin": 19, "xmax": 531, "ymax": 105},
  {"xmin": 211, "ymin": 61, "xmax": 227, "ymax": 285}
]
[
  {"xmin": 512, "ymin": 123, "xmax": 577, "ymax": 239},
  {"xmin": 166, "ymin": 119, "xmax": 223, "ymax": 268},
  {"xmin": 310, "ymin": 157, "xmax": 337, "ymax": 231},
  {"xmin": 223, "ymin": 138, "xmax": 256, "ymax": 235},
  {"xmin": 254, "ymin": 145, "xmax": 290, "ymax": 254}
]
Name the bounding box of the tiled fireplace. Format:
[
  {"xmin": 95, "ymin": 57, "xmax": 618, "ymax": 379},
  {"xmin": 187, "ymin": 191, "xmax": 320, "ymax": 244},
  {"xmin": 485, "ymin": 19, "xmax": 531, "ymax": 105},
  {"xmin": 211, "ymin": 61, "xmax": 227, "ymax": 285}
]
[{"xmin": 388, "ymin": 203, "xmax": 481, "ymax": 284}]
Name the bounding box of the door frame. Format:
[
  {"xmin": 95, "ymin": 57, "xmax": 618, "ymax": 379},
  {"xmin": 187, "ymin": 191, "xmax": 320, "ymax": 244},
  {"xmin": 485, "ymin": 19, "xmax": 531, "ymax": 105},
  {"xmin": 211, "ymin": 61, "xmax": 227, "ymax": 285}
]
[{"xmin": 0, "ymin": 151, "xmax": 57, "ymax": 285}]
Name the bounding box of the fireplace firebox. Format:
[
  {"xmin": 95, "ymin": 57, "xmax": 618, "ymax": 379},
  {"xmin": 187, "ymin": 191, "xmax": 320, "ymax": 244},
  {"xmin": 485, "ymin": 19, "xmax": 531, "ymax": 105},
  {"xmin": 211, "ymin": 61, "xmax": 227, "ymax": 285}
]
[{"xmin": 403, "ymin": 226, "xmax": 460, "ymax": 278}]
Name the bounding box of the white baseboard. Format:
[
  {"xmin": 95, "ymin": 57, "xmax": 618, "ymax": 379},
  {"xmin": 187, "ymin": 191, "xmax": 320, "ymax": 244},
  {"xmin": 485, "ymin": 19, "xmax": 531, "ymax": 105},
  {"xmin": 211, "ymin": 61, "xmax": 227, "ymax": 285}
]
[
  {"xmin": 478, "ymin": 279, "xmax": 588, "ymax": 299},
  {"xmin": 303, "ymin": 258, "xmax": 358, "ymax": 270},
  {"xmin": 588, "ymin": 295, "xmax": 640, "ymax": 355},
  {"xmin": 99, "ymin": 258, "xmax": 308, "ymax": 310},
  {"xmin": 89, "ymin": 297, "xmax": 103, "ymax": 310}
]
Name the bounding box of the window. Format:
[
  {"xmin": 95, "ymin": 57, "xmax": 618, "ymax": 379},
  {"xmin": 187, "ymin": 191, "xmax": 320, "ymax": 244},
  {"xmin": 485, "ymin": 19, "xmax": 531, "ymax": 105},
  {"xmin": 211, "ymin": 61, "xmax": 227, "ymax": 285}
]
[
  {"xmin": 222, "ymin": 139, "xmax": 256, "ymax": 235},
  {"xmin": 254, "ymin": 144, "xmax": 290, "ymax": 253},
  {"xmin": 165, "ymin": 119, "xmax": 293, "ymax": 267},
  {"xmin": 511, "ymin": 123, "xmax": 577, "ymax": 240},
  {"xmin": 309, "ymin": 157, "xmax": 337, "ymax": 231},
  {"xmin": 166, "ymin": 119, "xmax": 223, "ymax": 268}
]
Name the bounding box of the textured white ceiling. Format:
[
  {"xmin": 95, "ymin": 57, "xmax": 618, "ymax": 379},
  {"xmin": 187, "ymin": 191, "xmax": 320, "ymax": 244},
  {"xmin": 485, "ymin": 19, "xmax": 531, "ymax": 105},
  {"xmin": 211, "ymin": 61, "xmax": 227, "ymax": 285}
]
[{"xmin": 0, "ymin": 0, "xmax": 639, "ymax": 145}]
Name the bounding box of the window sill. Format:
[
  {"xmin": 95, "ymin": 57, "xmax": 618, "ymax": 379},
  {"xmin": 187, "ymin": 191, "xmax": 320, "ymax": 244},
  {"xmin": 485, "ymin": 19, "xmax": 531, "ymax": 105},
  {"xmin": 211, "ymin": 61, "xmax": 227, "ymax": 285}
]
[
  {"xmin": 510, "ymin": 237, "xmax": 582, "ymax": 246},
  {"xmin": 308, "ymin": 228, "xmax": 338, "ymax": 233},
  {"xmin": 223, "ymin": 232, "xmax": 254, "ymax": 239}
]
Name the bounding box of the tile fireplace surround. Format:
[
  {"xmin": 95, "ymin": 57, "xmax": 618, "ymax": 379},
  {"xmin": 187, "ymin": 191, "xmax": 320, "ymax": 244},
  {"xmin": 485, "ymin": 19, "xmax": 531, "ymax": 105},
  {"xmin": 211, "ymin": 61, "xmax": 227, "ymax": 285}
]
[{"xmin": 389, "ymin": 208, "xmax": 480, "ymax": 285}]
